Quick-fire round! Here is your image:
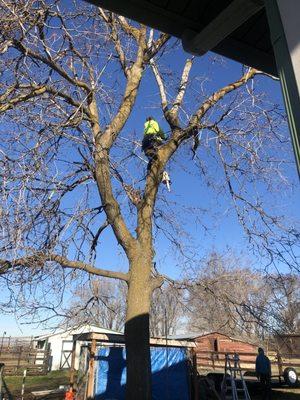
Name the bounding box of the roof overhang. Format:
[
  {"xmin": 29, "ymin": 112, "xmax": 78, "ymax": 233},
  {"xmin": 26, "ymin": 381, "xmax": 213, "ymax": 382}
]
[{"xmin": 86, "ymin": 0, "xmax": 277, "ymax": 76}]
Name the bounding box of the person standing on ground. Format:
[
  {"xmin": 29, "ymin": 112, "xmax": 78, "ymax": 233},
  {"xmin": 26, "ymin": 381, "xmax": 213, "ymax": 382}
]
[{"xmin": 255, "ymin": 347, "xmax": 272, "ymax": 400}]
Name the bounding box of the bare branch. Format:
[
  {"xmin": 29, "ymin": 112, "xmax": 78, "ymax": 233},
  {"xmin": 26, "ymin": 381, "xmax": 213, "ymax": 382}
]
[
  {"xmin": 0, "ymin": 83, "xmax": 91, "ymax": 117},
  {"xmin": 90, "ymin": 220, "xmax": 110, "ymax": 254},
  {"xmin": 116, "ymin": 15, "xmax": 141, "ymax": 41},
  {"xmin": 50, "ymin": 254, "xmax": 129, "ymax": 281},
  {"xmin": 171, "ymin": 57, "xmax": 194, "ymax": 115},
  {"xmin": 110, "ymin": 15, "xmax": 128, "ymax": 76},
  {"xmin": 0, "ymin": 85, "xmax": 48, "ymax": 113},
  {"xmin": 0, "ymin": 253, "xmax": 129, "ymax": 281},
  {"xmin": 150, "ymin": 59, "xmax": 168, "ymax": 112},
  {"xmin": 192, "ymin": 67, "xmax": 258, "ymax": 126},
  {"xmin": 145, "ymin": 33, "xmax": 171, "ymax": 61},
  {"xmin": 12, "ymin": 40, "xmax": 92, "ymax": 93}
]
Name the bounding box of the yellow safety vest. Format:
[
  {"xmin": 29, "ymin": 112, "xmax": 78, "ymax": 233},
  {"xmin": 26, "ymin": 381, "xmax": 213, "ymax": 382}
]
[{"xmin": 144, "ymin": 120, "xmax": 160, "ymax": 135}]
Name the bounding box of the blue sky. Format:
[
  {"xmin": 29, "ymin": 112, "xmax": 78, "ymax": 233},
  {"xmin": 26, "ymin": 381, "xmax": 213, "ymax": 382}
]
[{"xmin": 1, "ymin": 11, "xmax": 299, "ymax": 336}]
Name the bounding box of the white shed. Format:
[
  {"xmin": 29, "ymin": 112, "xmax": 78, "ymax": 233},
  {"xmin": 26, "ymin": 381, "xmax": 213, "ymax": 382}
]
[{"xmin": 34, "ymin": 325, "xmax": 122, "ymax": 371}]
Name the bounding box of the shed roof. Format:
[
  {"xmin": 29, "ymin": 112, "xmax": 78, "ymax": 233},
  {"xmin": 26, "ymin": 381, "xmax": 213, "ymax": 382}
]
[
  {"xmin": 169, "ymin": 331, "xmax": 259, "ymax": 347},
  {"xmin": 35, "ymin": 325, "xmax": 122, "ymax": 340},
  {"xmin": 73, "ymin": 331, "xmax": 196, "ymax": 348},
  {"xmin": 168, "ymin": 332, "xmax": 207, "ymax": 340}
]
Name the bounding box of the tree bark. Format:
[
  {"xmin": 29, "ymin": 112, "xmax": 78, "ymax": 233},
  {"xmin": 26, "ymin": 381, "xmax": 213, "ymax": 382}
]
[{"xmin": 125, "ymin": 257, "xmax": 152, "ymax": 400}]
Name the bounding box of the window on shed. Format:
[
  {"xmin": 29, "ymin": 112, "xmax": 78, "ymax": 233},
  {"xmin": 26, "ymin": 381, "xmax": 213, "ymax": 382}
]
[{"xmin": 36, "ymin": 340, "xmax": 46, "ymax": 349}]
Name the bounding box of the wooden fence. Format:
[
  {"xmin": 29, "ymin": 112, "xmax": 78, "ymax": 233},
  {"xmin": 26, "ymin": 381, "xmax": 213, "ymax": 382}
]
[
  {"xmin": 0, "ymin": 346, "xmax": 51, "ymax": 376},
  {"xmin": 0, "ymin": 337, "xmax": 34, "ymax": 349},
  {"xmin": 196, "ymin": 349, "xmax": 300, "ymax": 378}
]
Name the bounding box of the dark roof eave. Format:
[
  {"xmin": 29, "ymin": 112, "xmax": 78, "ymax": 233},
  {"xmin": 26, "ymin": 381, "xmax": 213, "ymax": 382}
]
[{"xmin": 85, "ymin": 0, "xmax": 277, "ymax": 76}]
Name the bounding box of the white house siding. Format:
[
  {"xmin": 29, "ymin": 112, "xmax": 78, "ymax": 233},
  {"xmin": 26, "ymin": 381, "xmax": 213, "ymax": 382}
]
[{"xmin": 35, "ymin": 325, "xmax": 122, "ymax": 371}]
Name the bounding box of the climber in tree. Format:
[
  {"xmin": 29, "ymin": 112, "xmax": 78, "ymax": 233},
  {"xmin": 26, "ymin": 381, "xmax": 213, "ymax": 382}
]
[{"xmin": 142, "ymin": 116, "xmax": 166, "ymax": 164}]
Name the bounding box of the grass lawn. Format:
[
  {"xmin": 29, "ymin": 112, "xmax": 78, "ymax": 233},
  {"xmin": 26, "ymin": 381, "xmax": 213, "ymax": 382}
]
[{"xmin": 2, "ymin": 370, "xmax": 70, "ymax": 399}]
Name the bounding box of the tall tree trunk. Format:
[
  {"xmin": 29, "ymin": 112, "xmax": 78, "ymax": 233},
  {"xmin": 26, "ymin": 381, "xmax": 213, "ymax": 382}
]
[{"xmin": 125, "ymin": 259, "xmax": 152, "ymax": 400}]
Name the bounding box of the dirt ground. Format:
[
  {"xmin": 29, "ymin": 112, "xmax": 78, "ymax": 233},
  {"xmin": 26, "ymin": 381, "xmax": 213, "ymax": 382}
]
[
  {"xmin": 198, "ymin": 375, "xmax": 300, "ymax": 400},
  {"xmin": 244, "ymin": 378, "xmax": 300, "ymax": 399},
  {"xmin": 250, "ymin": 386, "xmax": 300, "ymax": 399},
  {"xmin": 2, "ymin": 370, "xmax": 299, "ymax": 399}
]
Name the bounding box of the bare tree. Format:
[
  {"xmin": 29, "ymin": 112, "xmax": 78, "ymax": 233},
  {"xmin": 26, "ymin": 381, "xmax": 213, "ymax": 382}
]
[
  {"xmin": 185, "ymin": 252, "xmax": 264, "ymax": 338},
  {"xmin": 150, "ymin": 284, "xmax": 183, "ymax": 337},
  {"xmin": 63, "ymin": 277, "xmax": 126, "ymax": 332},
  {"xmin": 262, "ymin": 273, "xmax": 300, "ymax": 334},
  {"xmin": 0, "ymin": 1, "xmax": 299, "ymax": 399},
  {"xmin": 64, "ymin": 280, "xmax": 183, "ymax": 337},
  {"xmin": 186, "ymin": 252, "xmax": 300, "ymax": 339}
]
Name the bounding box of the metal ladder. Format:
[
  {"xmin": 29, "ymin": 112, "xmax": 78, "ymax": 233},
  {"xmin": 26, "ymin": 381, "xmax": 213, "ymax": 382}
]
[{"xmin": 221, "ymin": 353, "xmax": 251, "ymax": 400}]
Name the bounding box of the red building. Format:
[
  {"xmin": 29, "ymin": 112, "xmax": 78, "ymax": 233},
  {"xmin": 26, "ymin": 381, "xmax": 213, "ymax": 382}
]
[
  {"xmin": 170, "ymin": 331, "xmax": 259, "ymax": 373},
  {"xmin": 194, "ymin": 331, "xmax": 258, "ymax": 354}
]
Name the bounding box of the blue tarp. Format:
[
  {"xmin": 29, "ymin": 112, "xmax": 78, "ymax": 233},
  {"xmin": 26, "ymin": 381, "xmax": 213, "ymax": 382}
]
[{"xmin": 94, "ymin": 346, "xmax": 190, "ymax": 400}]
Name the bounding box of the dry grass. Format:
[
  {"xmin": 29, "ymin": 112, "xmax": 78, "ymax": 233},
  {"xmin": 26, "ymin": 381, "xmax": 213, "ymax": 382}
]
[{"xmin": 2, "ymin": 370, "xmax": 69, "ymax": 399}]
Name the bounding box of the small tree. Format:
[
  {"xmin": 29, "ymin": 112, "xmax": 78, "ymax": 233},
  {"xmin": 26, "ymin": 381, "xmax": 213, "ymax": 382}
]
[{"xmin": 0, "ymin": 1, "xmax": 299, "ymax": 399}]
